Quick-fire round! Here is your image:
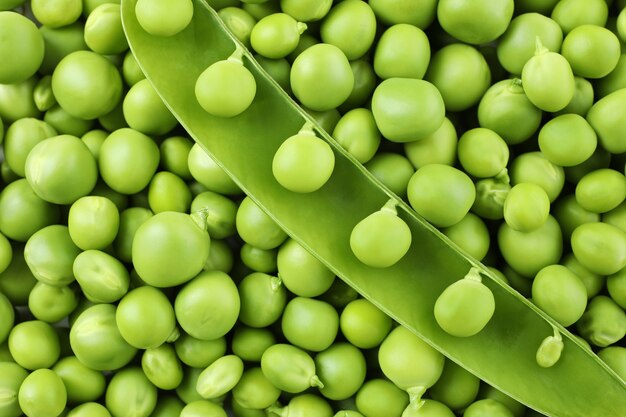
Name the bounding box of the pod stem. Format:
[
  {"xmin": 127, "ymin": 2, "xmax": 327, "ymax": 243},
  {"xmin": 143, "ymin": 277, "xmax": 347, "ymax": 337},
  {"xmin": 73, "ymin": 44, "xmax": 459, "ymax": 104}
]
[
  {"xmin": 534, "ymin": 36, "xmax": 549, "ymax": 56},
  {"xmin": 536, "ymin": 325, "xmax": 564, "ymax": 368},
  {"xmin": 296, "ymin": 22, "xmax": 308, "ymax": 34},
  {"xmin": 266, "ymin": 403, "xmax": 286, "ymax": 416},
  {"xmin": 464, "ymin": 267, "xmax": 483, "ymax": 284},
  {"xmin": 381, "ymin": 199, "xmax": 399, "ymax": 215},
  {"xmin": 495, "ymin": 168, "xmax": 510, "ymax": 185},
  {"xmin": 270, "ymin": 275, "xmax": 283, "ymax": 292},
  {"xmin": 166, "ymin": 327, "xmax": 181, "ymax": 343},
  {"xmin": 190, "ymin": 209, "xmax": 209, "ymax": 232},
  {"xmin": 406, "ymin": 385, "xmax": 427, "ymax": 409},
  {"xmin": 227, "ymin": 44, "xmax": 246, "ymax": 65},
  {"xmin": 310, "ymin": 374, "xmax": 324, "ymax": 389},
  {"xmin": 508, "ymin": 78, "xmax": 524, "ymax": 93},
  {"xmin": 298, "ymin": 121, "xmax": 317, "ymax": 136}
]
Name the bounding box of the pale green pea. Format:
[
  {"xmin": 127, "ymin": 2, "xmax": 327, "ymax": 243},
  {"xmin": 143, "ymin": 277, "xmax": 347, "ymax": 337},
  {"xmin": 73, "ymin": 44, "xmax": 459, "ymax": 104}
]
[
  {"xmin": 442, "ymin": 213, "xmax": 490, "ymax": 261},
  {"xmin": 282, "ymin": 296, "xmax": 339, "ymax": 352},
  {"xmin": 277, "ymin": 238, "xmax": 334, "ymax": 297},
  {"xmin": 535, "ymin": 330, "xmax": 564, "ymax": 368},
  {"xmin": 68, "ymin": 195, "xmax": 119, "ymax": 250},
  {"xmin": 122, "ymin": 50, "xmax": 145, "ymax": 87},
  {"xmin": 607, "ymin": 267, "xmax": 626, "ymax": 309},
  {"xmin": 551, "ymin": 0, "xmax": 608, "ymax": 34},
  {"xmin": 261, "ymin": 343, "xmax": 322, "ymax": 393},
  {"xmin": 571, "ymin": 222, "xmax": 626, "ymax": 276},
  {"xmin": 52, "ymin": 356, "xmax": 106, "ymax": 403},
  {"xmin": 142, "ymin": 343, "xmax": 184, "ymax": 390},
  {"xmin": 562, "ymin": 253, "xmax": 604, "ymax": 299},
  {"xmin": 28, "ymin": 282, "xmax": 77, "ymax": 323},
  {"xmin": 73, "ymin": 249, "xmax": 130, "ymax": 303},
  {"xmin": 597, "ymin": 347, "xmax": 626, "ymax": 382},
  {"xmin": 555, "ymin": 76, "xmax": 594, "ymax": 117},
  {"xmin": 332, "ymin": 108, "xmax": 381, "ymax": 164},
  {"xmin": 364, "ymin": 153, "xmax": 414, "ymax": 198},
  {"xmin": 232, "ymin": 367, "xmax": 281, "ymax": 410},
  {"xmin": 356, "ymin": 379, "xmax": 409, "ymax": 417},
  {"xmin": 463, "ymin": 399, "xmax": 514, "ymax": 417},
  {"xmin": 176, "ymin": 367, "xmax": 205, "ymax": 404},
  {"xmin": 203, "ymin": 239, "xmax": 234, "ymax": 273},
  {"xmin": 538, "ymin": 114, "xmax": 597, "ymax": 168},
  {"xmin": 503, "ymin": 183, "xmax": 550, "ymax": 232},
  {"xmin": 67, "ymin": 403, "xmax": 111, "ymax": 417},
  {"xmin": 269, "ymin": 394, "xmax": 333, "ymax": 417},
  {"xmin": 510, "ymin": 152, "xmax": 564, "ymax": 202},
  {"xmin": 44, "ymin": 105, "xmax": 94, "ymax": 136},
  {"xmin": 0, "ymin": 245, "xmax": 38, "ymax": 305},
  {"xmin": 8, "ymin": 320, "xmax": 60, "ymax": 370},
  {"xmin": 429, "ymin": 360, "xmax": 480, "ymax": 411},
  {"xmin": 105, "ymin": 367, "xmax": 157, "ymax": 417},
  {"xmin": 191, "ymin": 190, "xmax": 237, "ymax": 239},
  {"xmin": 188, "ymin": 143, "xmax": 241, "ymax": 195},
  {"xmin": 238, "ymin": 272, "xmax": 286, "ymax": 328},
  {"xmin": 151, "ymin": 397, "xmax": 185, "ymax": 417},
  {"xmin": 218, "ymin": 7, "xmax": 256, "ymax": 47},
  {"xmin": 18, "ymin": 369, "xmax": 67, "ymax": 417},
  {"xmin": 315, "ymin": 342, "xmax": 366, "ymax": 401},
  {"xmin": 340, "ymin": 298, "xmax": 392, "ymax": 349},
  {"xmin": 576, "ymin": 169, "xmax": 626, "ymax": 214},
  {"xmin": 240, "ymin": 243, "xmax": 277, "ymax": 273},
  {"xmin": 197, "ymin": 354, "xmax": 244, "ymax": 399},
  {"xmin": 84, "ymin": 3, "xmax": 127, "ymax": 55},
  {"xmin": 404, "ymin": 117, "xmax": 457, "ymax": 169},
  {"xmin": 148, "ymin": 171, "xmax": 192, "ymax": 214}
]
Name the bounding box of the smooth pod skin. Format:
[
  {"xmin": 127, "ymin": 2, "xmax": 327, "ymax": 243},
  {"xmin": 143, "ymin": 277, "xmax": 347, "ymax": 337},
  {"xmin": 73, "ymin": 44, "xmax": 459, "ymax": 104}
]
[
  {"xmin": 532, "ymin": 265, "xmax": 588, "ymax": 326},
  {"xmin": 587, "ymin": 88, "xmax": 626, "ymax": 154},
  {"xmin": 521, "ymin": 48, "xmax": 575, "ymax": 112},
  {"xmin": 350, "ymin": 208, "xmax": 412, "ymax": 268},
  {"xmin": 132, "ymin": 211, "xmax": 210, "ymax": 287},
  {"xmin": 0, "ymin": 12, "xmax": 44, "ymax": 84},
  {"xmin": 272, "ymin": 131, "xmax": 335, "ymax": 193},
  {"xmin": 434, "ymin": 274, "xmax": 496, "ymax": 337},
  {"xmin": 261, "ymin": 343, "xmax": 322, "ymax": 393},
  {"xmin": 195, "ymin": 58, "xmax": 257, "ymax": 118},
  {"xmin": 290, "ymin": 43, "xmax": 354, "ymax": 111},
  {"xmin": 371, "ymin": 78, "xmax": 445, "ymax": 143},
  {"xmin": 135, "ymin": 0, "xmax": 194, "ymax": 37},
  {"xmin": 374, "ymin": 24, "xmax": 430, "ymax": 80},
  {"xmin": 18, "ymin": 369, "xmax": 67, "ymax": 417},
  {"xmin": 571, "ymin": 222, "xmax": 626, "ymax": 276},
  {"xmin": 407, "ymin": 164, "xmax": 475, "ymax": 228},
  {"xmin": 320, "ymin": 0, "xmax": 377, "ymax": 61},
  {"xmin": 437, "ymin": 0, "xmax": 514, "ymax": 44}
]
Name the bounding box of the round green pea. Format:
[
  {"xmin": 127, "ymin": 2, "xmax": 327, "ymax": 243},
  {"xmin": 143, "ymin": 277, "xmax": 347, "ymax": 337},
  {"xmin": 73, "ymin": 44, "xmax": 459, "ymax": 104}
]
[
  {"xmin": 556, "ymin": 76, "xmax": 594, "ymax": 117},
  {"xmin": 73, "ymin": 249, "xmax": 129, "ymax": 303},
  {"xmin": 538, "ymin": 114, "xmax": 597, "ymax": 167},
  {"xmin": 607, "ymin": 267, "xmax": 626, "ymax": 309},
  {"xmin": 122, "ymin": 50, "xmax": 145, "ymax": 87},
  {"xmin": 341, "ymin": 59, "xmax": 377, "ymax": 111},
  {"xmin": 105, "ymin": 367, "xmax": 157, "ymax": 417},
  {"xmin": 282, "ymin": 297, "xmax": 338, "ymax": 352},
  {"xmin": 218, "ymin": 7, "xmax": 256, "ymax": 47},
  {"xmin": 316, "ymin": 342, "xmax": 366, "ymax": 400},
  {"xmin": 187, "ymin": 143, "xmax": 241, "ymax": 195},
  {"xmin": 464, "ymin": 399, "xmax": 514, "ymax": 417},
  {"xmin": 340, "ymin": 298, "xmax": 391, "ymax": 349},
  {"xmin": 113, "ymin": 207, "xmax": 153, "ymax": 263},
  {"xmin": 561, "ymin": 25, "xmax": 620, "ymax": 79},
  {"xmin": 31, "ymin": 0, "xmax": 81, "ymax": 28},
  {"xmin": 369, "ymin": 0, "xmax": 437, "ymax": 29},
  {"xmin": 151, "ymin": 397, "xmax": 185, "ymax": 417},
  {"xmin": 532, "ymin": 264, "xmax": 588, "ymax": 326},
  {"xmin": 148, "ymin": 171, "xmax": 192, "ymax": 213},
  {"xmin": 551, "ymin": 0, "xmax": 607, "ymax": 34},
  {"xmin": 457, "ymin": 128, "xmax": 508, "ymax": 178},
  {"xmin": 576, "ymin": 169, "xmax": 626, "ymax": 214},
  {"xmin": 587, "ymin": 88, "xmax": 626, "ymax": 154},
  {"xmin": 52, "ymin": 356, "xmax": 106, "ymax": 403},
  {"xmin": 510, "ymin": 152, "xmax": 564, "ymax": 203},
  {"xmin": 232, "ymin": 367, "xmax": 281, "ymax": 410},
  {"xmin": 437, "ymin": 0, "xmax": 514, "ymax": 44},
  {"xmin": 355, "ymin": 378, "xmax": 409, "ymax": 417},
  {"xmin": 261, "ymin": 343, "xmax": 321, "ymax": 393},
  {"xmin": 320, "ymin": 0, "xmax": 377, "ymax": 61},
  {"xmin": 571, "ymin": 222, "xmax": 626, "ymax": 276},
  {"xmin": 84, "ymin": 3, "xmax": 127, "ymax": 55},
  {"xmin": 276, "ymin": 238, "xmax": 334, "ymax": 297},
  {"xmin": 0, "ymin": 77, "xmax": 41, "ymax": 123},
  {"xmin": 443, "ymin": 213, "xmax": 490, "ymax": 261},
  {"xmin": 142, "ymin": 343, "xmax": 184, "ymax": 390},
  {"xmin": 24, "ymin": 224, "xmax": 81, "ymax": 287},
  {"xmin": 332, "ymin": 108, "xmax": 380, "ymax": 164},
  {"xmin": 174, "ymin": 333, "xmax": 227, "ymax": 368},
  {"xmin": 123, "ymin": 78, "xmax": 178, "ymax": 135},
  {"xmin": 597, "ymin": 347, "xmax": 626, "ymax": 382},
  {"xmin": 374, "ymin": 23, "xmax": 429, "ymax": 80},
  {"xmin": 28, "ymin": 282, "xmax": 77, "ymax": 323},
  {"xmin": 7, "ymin": 320, "xmax": 59, "ymax": 372},
  {"xmin": 503, "ymin": 183, "xmax": 550, "ymax": 232},
  {"xmin": 231, "ymin": 326, "xmax": 275, "ymax": 362},
  {"xmin": 135, "ymin": 0, "xmax": 194, "ymax": 37},
  {"xmin": 3, "ymin": 117, "xmax": 57, "ymax": 177},
  {"xmin": 238, "ymin": 272, "xmax": 286, "ymax": 328},
  {"xmin": 175, "ymin": 367, "xmax": 204, "ymax": 404},
  {"xmin": 280, "ymin": 0, "xmax": 332, "ymax": 22},
  {"xmin": 180, "ymin": 401, "xmax": 227, "ymax": 417},
  {"xmin": 562, "ymin": 253, "xmax": 604, "ymax": 299},
  {"xmin": 159, "ymin": 136, "xmax": 193, "ymax": 179},
  {"xmin": 577, "ymin": 295, "xmax": 626, "ymax": 347},
  {"xmin": 68, "ymin": 196, "xmax": 119, "ymax": 250},
  {"xmin": 0, "ymin": 362, "xmax": 28, "ymax": 417},
  {"xmin": 67, "ymin": 403, "xmax": 111, "ymax": 417},
  {"xmin": 251, "ymin": 13, "xmax": 305, "ymax": 59},
  {"xmin": 196, "ymin": 354, "xmax": 243, "ymax": 399},
  {"xmin": 240, "ymin": 243, "xmax": 277, "ymax": 273},
  {"xmin": 404, "ymin": 117, "xmax": 457, "ymax": 169},
  {"xmin": 364, "ymin": 153, "xmax": 414, "ymax": 198},
  {"xmin": 236, "ymin": 196, "xmax": 287, "ymax": 250},
  {"xmin": 18, "ymin": 369, "xmax": 67, "ymax": 417},
  {"xmin": 429, "ymin": 360, "xmax": 480, "ymax": 411},
  {"xmin": 522, "ymin": 48, "xmax": 574, "ymax": 113},
  {"xmin": 0, "ymin": 12, "xmax": 44, "ymax": 84},
  {"xmin": 271, "ymin": 394, "xmax": 333, "ymax": 417}
]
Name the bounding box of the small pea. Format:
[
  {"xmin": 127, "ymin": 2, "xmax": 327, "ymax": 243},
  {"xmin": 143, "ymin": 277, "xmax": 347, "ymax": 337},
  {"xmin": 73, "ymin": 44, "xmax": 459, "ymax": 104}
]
[
  {"xmin": 374, "ymin": 23, "xmax": 429, "ymax": 80},
  {"xmin": 9, "ymin": 320, "xmax": 61, "ymax": 370},
  {"xmin": 562, "ymin": 253, "xmax": 604, "ymax": 299},
  {"xmin": 123, "ymin": 78, "xmax": 178, "ymax": 135},
  {"xmin": 238, "ymin": 272, "xmax": 286, "ymax": 328},
  {"xmin": 28, "ymin": 282, "xmax": 77, "ymax": 323},
  {"xmin": 503, "ymin": 183, "xmax": 551, "ymax": 232},
  {"xmin": 180, "ymin": 401, "xmax": 227, "ymax": 417},
  {"xmin": 509, "ymin": 152, "xmax": 564, "ymax": 203},
  {"xmin": 113, "ymin": 206, "xmax": 153, "ymax": 263},
  {"xmin": 84, "ymin": 3, "xmax": 127, "ymax": 55},
  {"xmin": 538, "ymin": 114, "xmax": 597, "ymax": 168},
  {"xmin": 187, "ymin": 142, "xmax": 241, "ymax": 195},
  {"xmin": 217, "ymin": 6, "xmax": 256, "ymax": 47},
  {"xmin": 561, "ymin": 25, "xmax": 620, "ymax": 79},
  {"xmin": 236, "ymin": 196, "xmax": 287, "ymax": 250},
  {"xmin": 73, "ymin": 249, "xmax": 130, "ymax": 303},
  {"xmin": 463, "ymin": 399, "xmax": 514, "ymax": 417},
  {"xmin": 332, "ymin": 108, "xmax": 381, "ymax": 164},
  {"xmin": 535, "ymin": 330, "xmax": 564, "ymax": 368},
  {"xmin": 607, "ymin": 267, "xmax": 626, "ymax": 309},
  {"xmin": 0, "ymin": 12, "xmax": 44, "ymax": 84},
  {"xmin": 148, "ymin": 171, "xmax": 192, "ymax": 214},
  {"xmin": 442, "ymin": 213, "xmax": 490, "ymax": 261},
  {"xmin": 364, "ymin": 153, "xmax": 414, "ymax": 198},
  {"xmin": 532, "ymin": 265, "xmax": 587, "ymax": 326},
  {"xmin": 369, "ymin": 0, "xmax": 437, "ymax": 29},
  {"xmin": 437, "ymin": 0, "xmax": 514, "ymax": 45},
  {"xmin": 340, "ymin": 298, "xmax": 392, "ymax": 349},
  {"xmin": 240, "ymin": 243, "xmax": 277, "ymax": 273},
  {"xmin": 25, "ymin": 225, "xmax": 81, "ymax": 287},
  {"xmin": 457, "ymin": 128, "xmax": 508, "ymax": 178},
  {"xmin": 269, "ymin": 394, "xmax": 333, "ymax": 417}
]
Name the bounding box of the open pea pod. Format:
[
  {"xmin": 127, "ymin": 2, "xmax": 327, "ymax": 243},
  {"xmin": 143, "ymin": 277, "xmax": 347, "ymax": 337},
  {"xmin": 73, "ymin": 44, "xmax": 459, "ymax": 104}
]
[{"xmin": 121, "ymin": 1, "xmax": 626, "ymax": 415}]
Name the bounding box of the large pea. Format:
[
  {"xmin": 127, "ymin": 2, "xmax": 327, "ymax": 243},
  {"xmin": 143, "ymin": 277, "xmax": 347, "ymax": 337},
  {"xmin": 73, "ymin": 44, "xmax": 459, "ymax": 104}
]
[
  {"xmin": 261, "ymin": 343, "xmax": 322, "ymax": 393},
  {"xmin": 123, "ymin": 78, "xmax": 178, "ymax": 136},
  {"xmin": 52, "ymin": 356, "xmax": 106, "ymax": 403},
  {"xmin": 18, "ymin": 369, "xmax": 66, "ymax": 417},
  {"xmin": 105, "ymin": 367, "xmax": 157, "ymax": 417},
  {"xmin": 320, "ymin": 0, "xmax": 376, "ymax": 61},
  {"xmin": 355, "ymin": 378, "xmax": 409, "ymax": 417},
  {"xmin": 0, "ymin": 12, "xmax": 44, "ymax": 84},
  {"xmin": 282, "ymin": 297, "xmax": 338, "ymax": 352},
  {"xmin": 24, "ymin": 224, "xmax": 81, "ymax": 287},
  {"xmin": 3, "ymin": 117, "xmax": 57, "ymax": 177},
  {"xmin": 236, "ymin": 196, "xmax": 287, "ymax": 250},
  {"xmin": 0, "ymin": 245, "xmax": 38, "ymax": 306},
  {"xmin": 503, "ymin": 183, "xmax": 550, "ymax": 232},
  {"xmin": 68, "ymin": 196, "xmax": 119, "ymax": 250},
  {"xmin": 371, "ymin": 78, "xmax": 444, "ymax": 143},
  {"xmin": 404, "ymin": 117, "xmax": 457, "ymax": 169},
  {"xmin": 510, "ymin": 152, "xmax": 564, "ymax": 202},
  {"xmin": 340, "ymin": 298, "xmax": 392, "ymax": 349},
  {"xmin": 538, "ymin": 114, "xmax": 597, "ymax": 167},
  {"xmin": 373, "ymin": 24, "xmax": 429, "ymax": 80},
  {"xmin": 175, "ymin": 333, "xmax": 227, "ymax": 368},
  {"xmin": 532, "ymin": 265, "xmax": 588, "ymax": 326},
  {"xmin": 561, "ymin": 25, "xmax": 620, "ymax": 79},
  {"xmin": 575, "ymin": 169, "xmax": 626, "ymax": 213},
  {"xmin": 571, "ymin": 222, "xmax": 626, "ymax": 276},
  {"xmin": 8, "ymin": 320, "xmax": 59, "ymax": 370},
  {"xmin": 142, "ymin": 344, "xmax": 184, "ymax": 390},
  {"xmin": 437, "ymin": 0, "xmax": 514, "ymax": 44},
  {"xmin": 315, "ymin": 342, "xmax": 366, "ymax": 400}
]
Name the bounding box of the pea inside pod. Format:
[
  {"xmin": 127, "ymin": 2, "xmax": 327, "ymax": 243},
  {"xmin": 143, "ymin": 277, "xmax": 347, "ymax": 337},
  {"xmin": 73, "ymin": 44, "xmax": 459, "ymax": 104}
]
[{"xmin": 536, "ymin": 327, "xmax": 564, "ymax": 368}]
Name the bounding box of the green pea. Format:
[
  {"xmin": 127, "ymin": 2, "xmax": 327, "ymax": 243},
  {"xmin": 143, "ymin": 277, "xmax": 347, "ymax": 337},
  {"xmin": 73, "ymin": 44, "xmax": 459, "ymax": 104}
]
[
  {"xmin": 521, "ymin": 42, "xmax": 574, "ymax": 112},
  {"xmin": 587, "ymin": 88, "xmax": 626, "ymax": 154},
  {"xmin": 105, "ymin": 367, "xmax": 157, "ymax": 417},
  {"xmin": 232, "ymin": 367, "xmax": 281, "ymax": 410},
  {"xmin": 562, "ymin": 253, "xmax": 604, "ymax": 299},
  {"xmin": 0, "ymin": 362, "xmax": 28, "ymax": 417},
  {"xmin": 365, "ymin": 153, "xmax": 414, "ymax": 198},
  {"xmin": 98, "ymin": 128, "xmax": 160, "ymax": 195},
  {"xmin": 0, "ymin": 245, "xmax": 38, "ymax": 305},
  {"xmin": 43, "ymin": 104, "xmax": 94, "ymax": 137},
  {"xmin": 457, "ymin": 128, "xmax": 508, "ymax": 178},
  {"xmin": 429, "ymin": 360, "xmax": 480, "ymax": 411},
  {"xmin": 158, "ymin": 136, "xmax": 193, "ymax": 179},
  {"xmin": 280, "ymin": 0, "xmax": 332, "ymax": 22},
  {"xmin": 69, "ymin": 303, "xmax": 137, "ymax": 371},
  {"xmin": 531, "ymin": 265, "xmax": 587, "ymax": 326},
  {"xmin": 496, "ymin": 12, "xmax": 563, "ymax": 75},
  {"xmin": 607, "ymin": 267, "xmax": 626, "ymax": 309},
  {"xmin": 261, "ymin": 343, "xmax": 322, "ymax": 393},
  {"xmin": 18, "ymin": 369, "xmax": 67, "ymax": 417},
  {"xmin": 122, "ymin": 50, "xmax": 145, "ymax": 87},
  {"xmin": 0, "ymin": 77, "xmax": 41, "ymax": 123},
  {"xmin": 190, "ymin": 191, "xmax": 237, "ymax": 239},
  {"xmin": 535, "ymin": 331, "xmax": 564, "ymax": 368},
  {"xmin": 282, "ymin": 297, "xmax": 338, "ymax": 352},
  {"xmin": 0, "ymin": 292, "xmax": 13, "ymax": 344},
  {"xmin": 503, "ymin": 183, "xmax": 550, "ymax": 232},
  {"xmin": 477, "ymin": 384, "xmax": 525, "ymax": 417},
  {"xmin": 38, "ymin": 21, "xmax": 87, "ymax": 75},
  {"xmin": 334, "ymin": 411, "xmax": 364, "ymax": 417},
  {"xmin": 372, "ymin": 78, "xmax": 444, "ymax": 143},
  {"xmin": 373, "ymin": 24, "xmax": 429, "ymax": 80},
  {"xmin": 571, "ymin": 222, "xmax": 626, "ymax": 276},
  {"xmin": 341, "ymin": 59, "xmax": 377, "ymax": 111},
  {"xmin": 477, "ymin": 78, "xmax": 542, "ymax": 145},
  {"xmin": 463, "ymin": 399, "xmax": 514, "ymax": 417},
  {"xmin": 28, "ymin": 282, "xmax": 77, "ymax": 323},
  {"xmin": 31, "ymin": 0, "xmax": 81, "ymax": 28},
  {"xmin": 231, "ymin": 326, "xmax": 275, "ymax": 362},
  {"xmin": 242, "ymin": 1, "xmax": 280, "ymax": 20},
  {"xmin": 135, "ymin": 0, "xmax": 194, "ymax": 37},
  {"xmin": 255, "ymin": 55, "xmax": 292, "ymax": 94},
  {"xmin": 355, "ymin": 378, "xmax": 409, "ymax": 417},
  {"xmin": 175, "ymin": 333, "xmax": 226, "ymax": 368},
  {"xmin": 141, "ymin": 343, "xmax": 183, "ymax": 390},
  {"xmin": 151, "ymin": 396, "xmax": 185, "ymax": 417},
  {"xmin": 290, "ymin": 43, "xmax": 354, "ymax": 111},
  {"xmin": 510, "ymin": 152, "xmax": 564, "ymax": 202},
  {"xmin": 404, "ymin": 117, "xmax": 457, "ymax": 169},
  {"xmin": 340, "ymin": 298, "xmax": 391, "ymax": 349},
  {"xmin": 576, "ymin": 295, "xmax": 626, "ymax": 347},
  {"xmin": 272, "ymin": 129, "xmax": 335, "ymax": 193},
  {"xmin": 68, "ymin": 196, "xmax": 119, "ymax": 250},
  {"xmin": 116, "ymin": 286, "xmax": 177, "ymax": 349},
  {"xmin": 276, "ymin": 239, "xmax": 335, "ymax": 297},
  {"xmin": 84, "ymin": 3, "xmax": 127, "ymax": 55},
  {"xmin": 434, "ymin": 269, "xmax": 495, "ymax": 338},
  {"xmin": 437, "ymin": 0, "xmax": 514, "ymax": 44},
  {"xmin": 175, "ymin": 366, "xmax": 205, "ymax": 405},
  {"xmin": 240, "ymin": 243, "xmax": 277, "ymax": 273},
  {"xmin": 269, "ymin": 394, "xmax": 333, "ymax": 417},
  {"xmin": 236, "ymin": 196, "xmax": 287, "ymax": 250},
  {"xmin": 369, "ymin": 0, "xmax": 436, "ymax": 28},
  {"xmin": 3, "ymin": 117, "xmax": 57, "ymax": 177},
  {"xmin": 113, "ymin": 207, "xmax": 152, "ymax": 263},
  {"xmin": 555, "ymin": 76, "xmax": 594, "ymax": 117},
  {"xmin": 238, "ymin": 272, "xmax": 286, "ymax": 328},
  {"xmin": 320, "ymin": 0, "xmax": 376, "ymax": 61},
  {"xmin": 315, "ymin": 342, "xmax": 366, "ymax": 400},
  {"xmin": 332, "ymin": 108, "xmax": 380, "ymax": 164},
  {"xmin": 231, "ymin": 396, "xmax": 271, "ymax": 417},
  {"xmin": 187, "ymin": 143, "xmax": 241, "ymax": 195},
  {"xmin": 195, "ymin": 355, "xmax": 244, "ymax": 399},
  {"xmin": 67, "ymin": 403, "xmax": 111, "ymax": 417},
  {"xmin": 81, "ymin": 129, "xmax": 107, "ymax": 159},
  {"xmin": 52, "ymin": 356, "xmax": 106, "ymax": 403},
  {"xmin": 203, "ymin": 239, "xmax": 234, "ymax": 273},
  {"xmin": 538, "ymin": 114, "xmax": 597, "ymax": 167},
  {"xmin": 551, "ymin": 0, "xmax": 608, "ymax": 34},
  {"xmin": 576, "ymin": 169, "xmax": 626, "ymax": 214},
  {"xmin": 218, "ymin": 7, "xmax": 256, "ymax": 47},
  {"xmin": 147, "ymin": 171, "xmax": 191, "ymax": 214},
  {"xmin": 498, "ymin": 215, "xmax": 563, "ymax": 277},
  {"xmin": 0, "ymin": 12, "xmax": 44, "ymax": 84},
  {"xmin": 180, "ymin": 401, "xmax": 227, "ymax": 417},
  {"xmin": 196, "ymin": 53, "xmax": 257, "ymax": 118},
  {"xmin": 350, "ymin": 204, "xmax": 412, "ymax": 268},
  {"xmin": 24, "ymin": 225, "xmax": 81, "ymax": 287},
  {"xmin": 73, "ymin": 251, "xmax": 128, "ymax": 304},
  {"xmin": 175, "ymin": 270, "xmax": 240, "ymax": 340},
  {"xmin": 133, "ymin": 211, "xmax": 210, "ymax": 287},
  {"xmin": 0, "ymin": 232, "xmax": 11, "ymax": 275},
  {"xmin": 443, "ymin": 213, "xmax": 490, "ymax": 261},
  {"xmin": 123, "ymin": 78, "xmax": 178, "ymax": 135},
  {"xmin": 51, "ymin": 50, "xmax": 122, "ymax": 120},
  {"xmin": 596, "ymin": 54, "xmax": 626, "ymax": 99},
  {"xmin": 250, "ymin": 13, "xmax": 305, "ymax": 59},
  {"xmin": 407, "ymin": 164, "xmax": 475, "ymax": 228},
  {"xmin": 597, "ymin": 347, "xmax": 626, "ymax": 382},
  {"xmin": 561, "ymin": 25, "xmax": 620, "ymax": 79}
]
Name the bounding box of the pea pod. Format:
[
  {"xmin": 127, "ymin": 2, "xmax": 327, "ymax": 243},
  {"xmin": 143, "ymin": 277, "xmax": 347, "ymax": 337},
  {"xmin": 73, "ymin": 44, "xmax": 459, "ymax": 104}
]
[{"xmin": 121, "ymin": 1, "xmax": 626, "ymax": 415}]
